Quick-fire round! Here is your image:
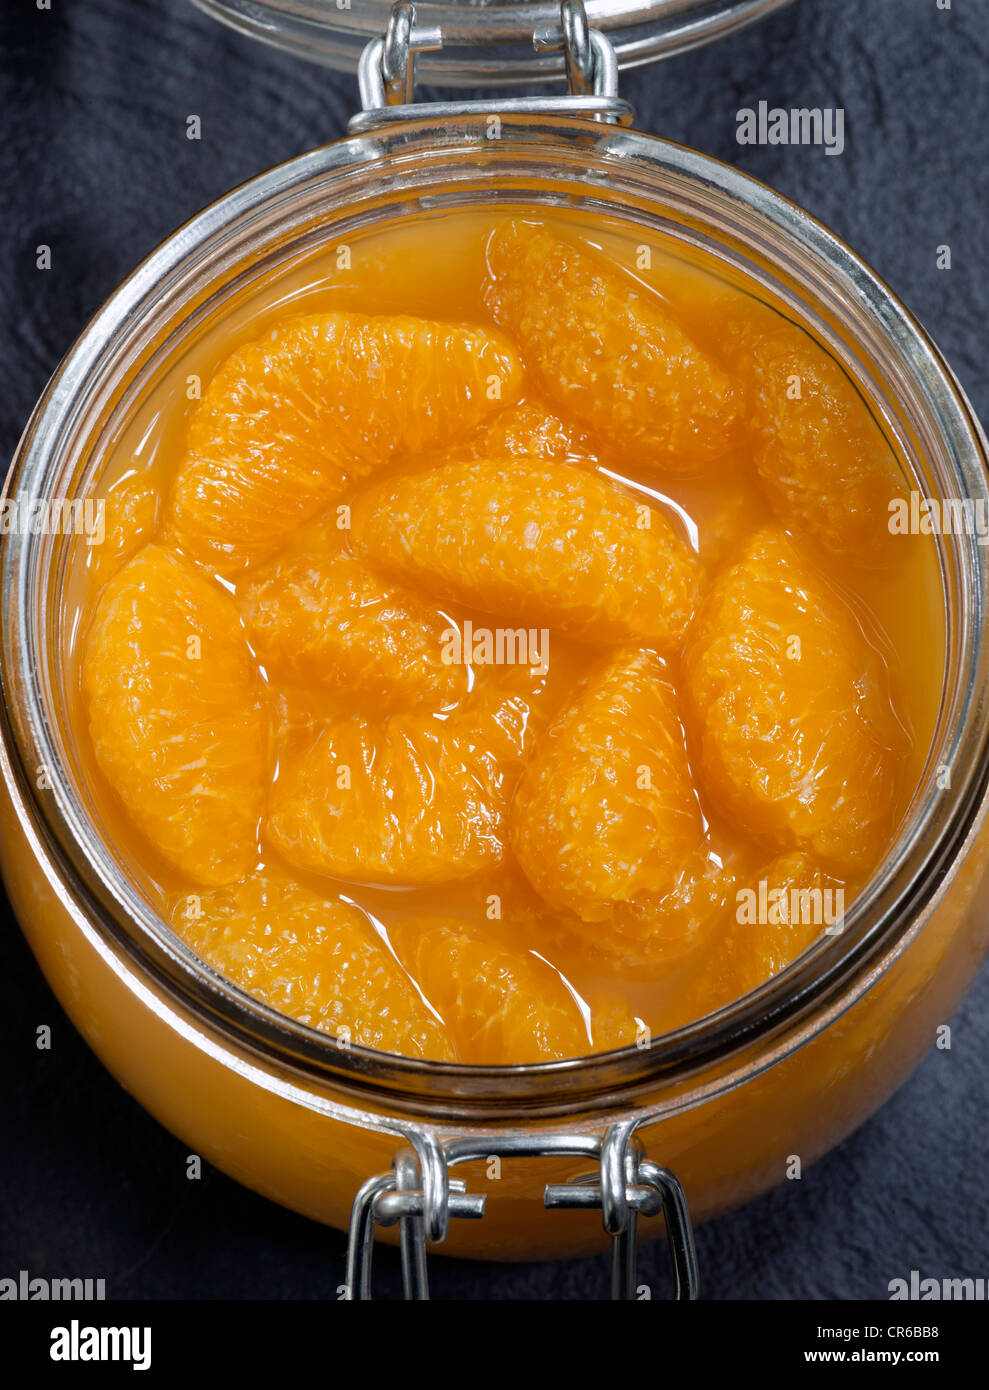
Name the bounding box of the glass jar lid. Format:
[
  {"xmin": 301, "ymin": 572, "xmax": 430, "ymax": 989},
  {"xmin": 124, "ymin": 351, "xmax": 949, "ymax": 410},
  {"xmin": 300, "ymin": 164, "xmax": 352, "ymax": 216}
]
[{"xmin": 190, "ymin": 0, "xmax": 794, "ymax": 85}]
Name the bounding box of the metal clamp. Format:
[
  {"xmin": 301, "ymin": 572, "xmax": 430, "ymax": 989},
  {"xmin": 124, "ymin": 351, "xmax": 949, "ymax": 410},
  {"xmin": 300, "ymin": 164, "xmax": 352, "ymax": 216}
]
[
  {"xmin": 533, "ymin": 0, "xmax": 619, "ymax": 104},
  {"xmin": 358, "ymin": 2, "xmax": 443, "ymax": 110},
  {"xmin": 344, "ymin": 1124, "xmax": 699, "ymax": 1300},
  {"xmin": 351, "ymin": 0, "xmax": 635, "ymax": 132}
]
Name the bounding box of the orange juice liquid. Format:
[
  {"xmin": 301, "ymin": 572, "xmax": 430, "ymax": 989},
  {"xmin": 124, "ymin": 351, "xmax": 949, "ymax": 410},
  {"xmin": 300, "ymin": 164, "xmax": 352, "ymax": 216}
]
[{"xmin": 61, "ymin": 206, "xmax": 945, "ymax": 1060}]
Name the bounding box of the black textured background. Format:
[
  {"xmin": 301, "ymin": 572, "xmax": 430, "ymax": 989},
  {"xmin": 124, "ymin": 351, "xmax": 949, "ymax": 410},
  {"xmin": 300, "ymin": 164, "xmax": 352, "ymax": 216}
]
[{"xmin": 2, "ymin": 0, "xmax": 988, "ymax": 1301}]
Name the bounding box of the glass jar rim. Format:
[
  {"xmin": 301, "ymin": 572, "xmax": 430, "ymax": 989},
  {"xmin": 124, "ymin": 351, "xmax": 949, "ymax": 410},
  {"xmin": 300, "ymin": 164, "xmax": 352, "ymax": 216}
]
[
  {"xmin": 189, "ymin": 0, "xmax": 795, "ymax": 86},
  {"xmin": 3, "ymin": 114, "xmax": 988, "ymax": 1123}
]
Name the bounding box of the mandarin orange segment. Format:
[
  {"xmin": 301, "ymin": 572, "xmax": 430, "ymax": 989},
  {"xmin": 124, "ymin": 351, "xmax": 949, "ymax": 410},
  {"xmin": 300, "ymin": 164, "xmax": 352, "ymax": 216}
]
[
  {"xmin": 266, "ymin": 659, "xmax": 553, "ymax": 886},
  {"xmin": 445, "ymin": 398, "xmax": 596, "ymax": 464},
  {"xmin": 268, "ymin": 718, "xmax": 490, "ymax": 885},
  {"xmin": 483, "ymin": 219, "xmax": 741, "ymax": 472},
  {"xmin": 510, "ymin": 649, "xmax": 703, "ymax": 922},
  {"xmin": 680, "ymin": 852, "xmax": 842, "ymax": 1022},
  {"xmin": 501, "ymin": 832, "xmax": 738, "ymax": 978},
  {"xmin": 241, "ymin": 549, "xmax": 467, "ymax": 709},
  {"xmin": 86, "ymin": 472, "xmax": 160, "ymax": 589},
  {"xmin": 389, "ymin": 917, "xmax": 638, "ymax": 1063},
  {"xmin": 82, "ymin": 544, "xmax": 267, "ymax": 885},
  {"xmin": 730, "ymin": 850, "xmax": 843, "ymax": 990},
  {"xmin": 351, "ymin": 459, "xmax": 700, "ymax": 648},
  {"xmin": 733, "ymin": 308, "xmax": 907, "ymax": 562},
  {"xmin": 445, "ymin": 661, "xmax": 555, "ymax": 765},
  {"xmin": 582, "ymin": 849, "xmax": 742, "ymax": 976},
  {"xmin": 683, "ymin": 527, "xmax": 904, "ymax": 871},
  {"xmin": 166, "ymin": 311, "xmax": 523, "ymax": 572},
  {"xmin": 170, "ymin": 876, "xmax": 454, "ymax": 1059}
]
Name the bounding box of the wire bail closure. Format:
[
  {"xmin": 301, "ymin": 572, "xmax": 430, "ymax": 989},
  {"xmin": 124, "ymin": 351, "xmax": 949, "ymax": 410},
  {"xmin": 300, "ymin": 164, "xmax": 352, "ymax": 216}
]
[
  {"xmin": 344, "ymin": 1124, "xmax": 699, "ymax": 1300},
  {"xmin": 533, "ymin": 0, "xmax": 619, "ymax": 103},
  {"xmin": 352, "ymin": 0, "xmax": 635, "ymax": 130},
  {"xmin": 364, "ymin": 1, "xmax": 443, "ymax": 108}
]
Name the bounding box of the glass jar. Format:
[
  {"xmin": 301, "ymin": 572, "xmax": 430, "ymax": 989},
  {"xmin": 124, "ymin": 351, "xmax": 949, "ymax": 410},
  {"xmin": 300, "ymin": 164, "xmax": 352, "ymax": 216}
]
[
  {"xmin": 191, "ymin": 0, "xmax": 795, "ymax": 82},
  {"xmin": 3, "ymin": 0, "xmax": 988, "ymax": 1297}
]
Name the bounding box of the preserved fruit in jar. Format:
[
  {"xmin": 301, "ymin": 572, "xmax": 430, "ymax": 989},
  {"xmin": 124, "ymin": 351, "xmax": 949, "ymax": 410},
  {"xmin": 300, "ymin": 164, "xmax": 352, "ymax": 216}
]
[{"xmin": 65, "ymin": 208, "xmax": 941, "ymax": 1063}]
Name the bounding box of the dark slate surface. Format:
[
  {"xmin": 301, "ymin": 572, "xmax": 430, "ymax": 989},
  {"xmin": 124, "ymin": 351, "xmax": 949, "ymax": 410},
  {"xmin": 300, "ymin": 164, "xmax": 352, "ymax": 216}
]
[{"xmin": 1, "ymin": 0, "xmax": 987, "ymax": 1300}]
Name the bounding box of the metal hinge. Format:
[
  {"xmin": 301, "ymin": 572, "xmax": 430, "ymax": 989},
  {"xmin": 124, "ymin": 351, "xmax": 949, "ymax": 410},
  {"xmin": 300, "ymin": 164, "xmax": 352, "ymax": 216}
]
[
  {"xmin": 349, "ymin": 0, "xmax": 636, "ymax": 133},
  {"xmin": 344, "ymin": 1123, "xmax": 698, "ymax": 1300}
]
